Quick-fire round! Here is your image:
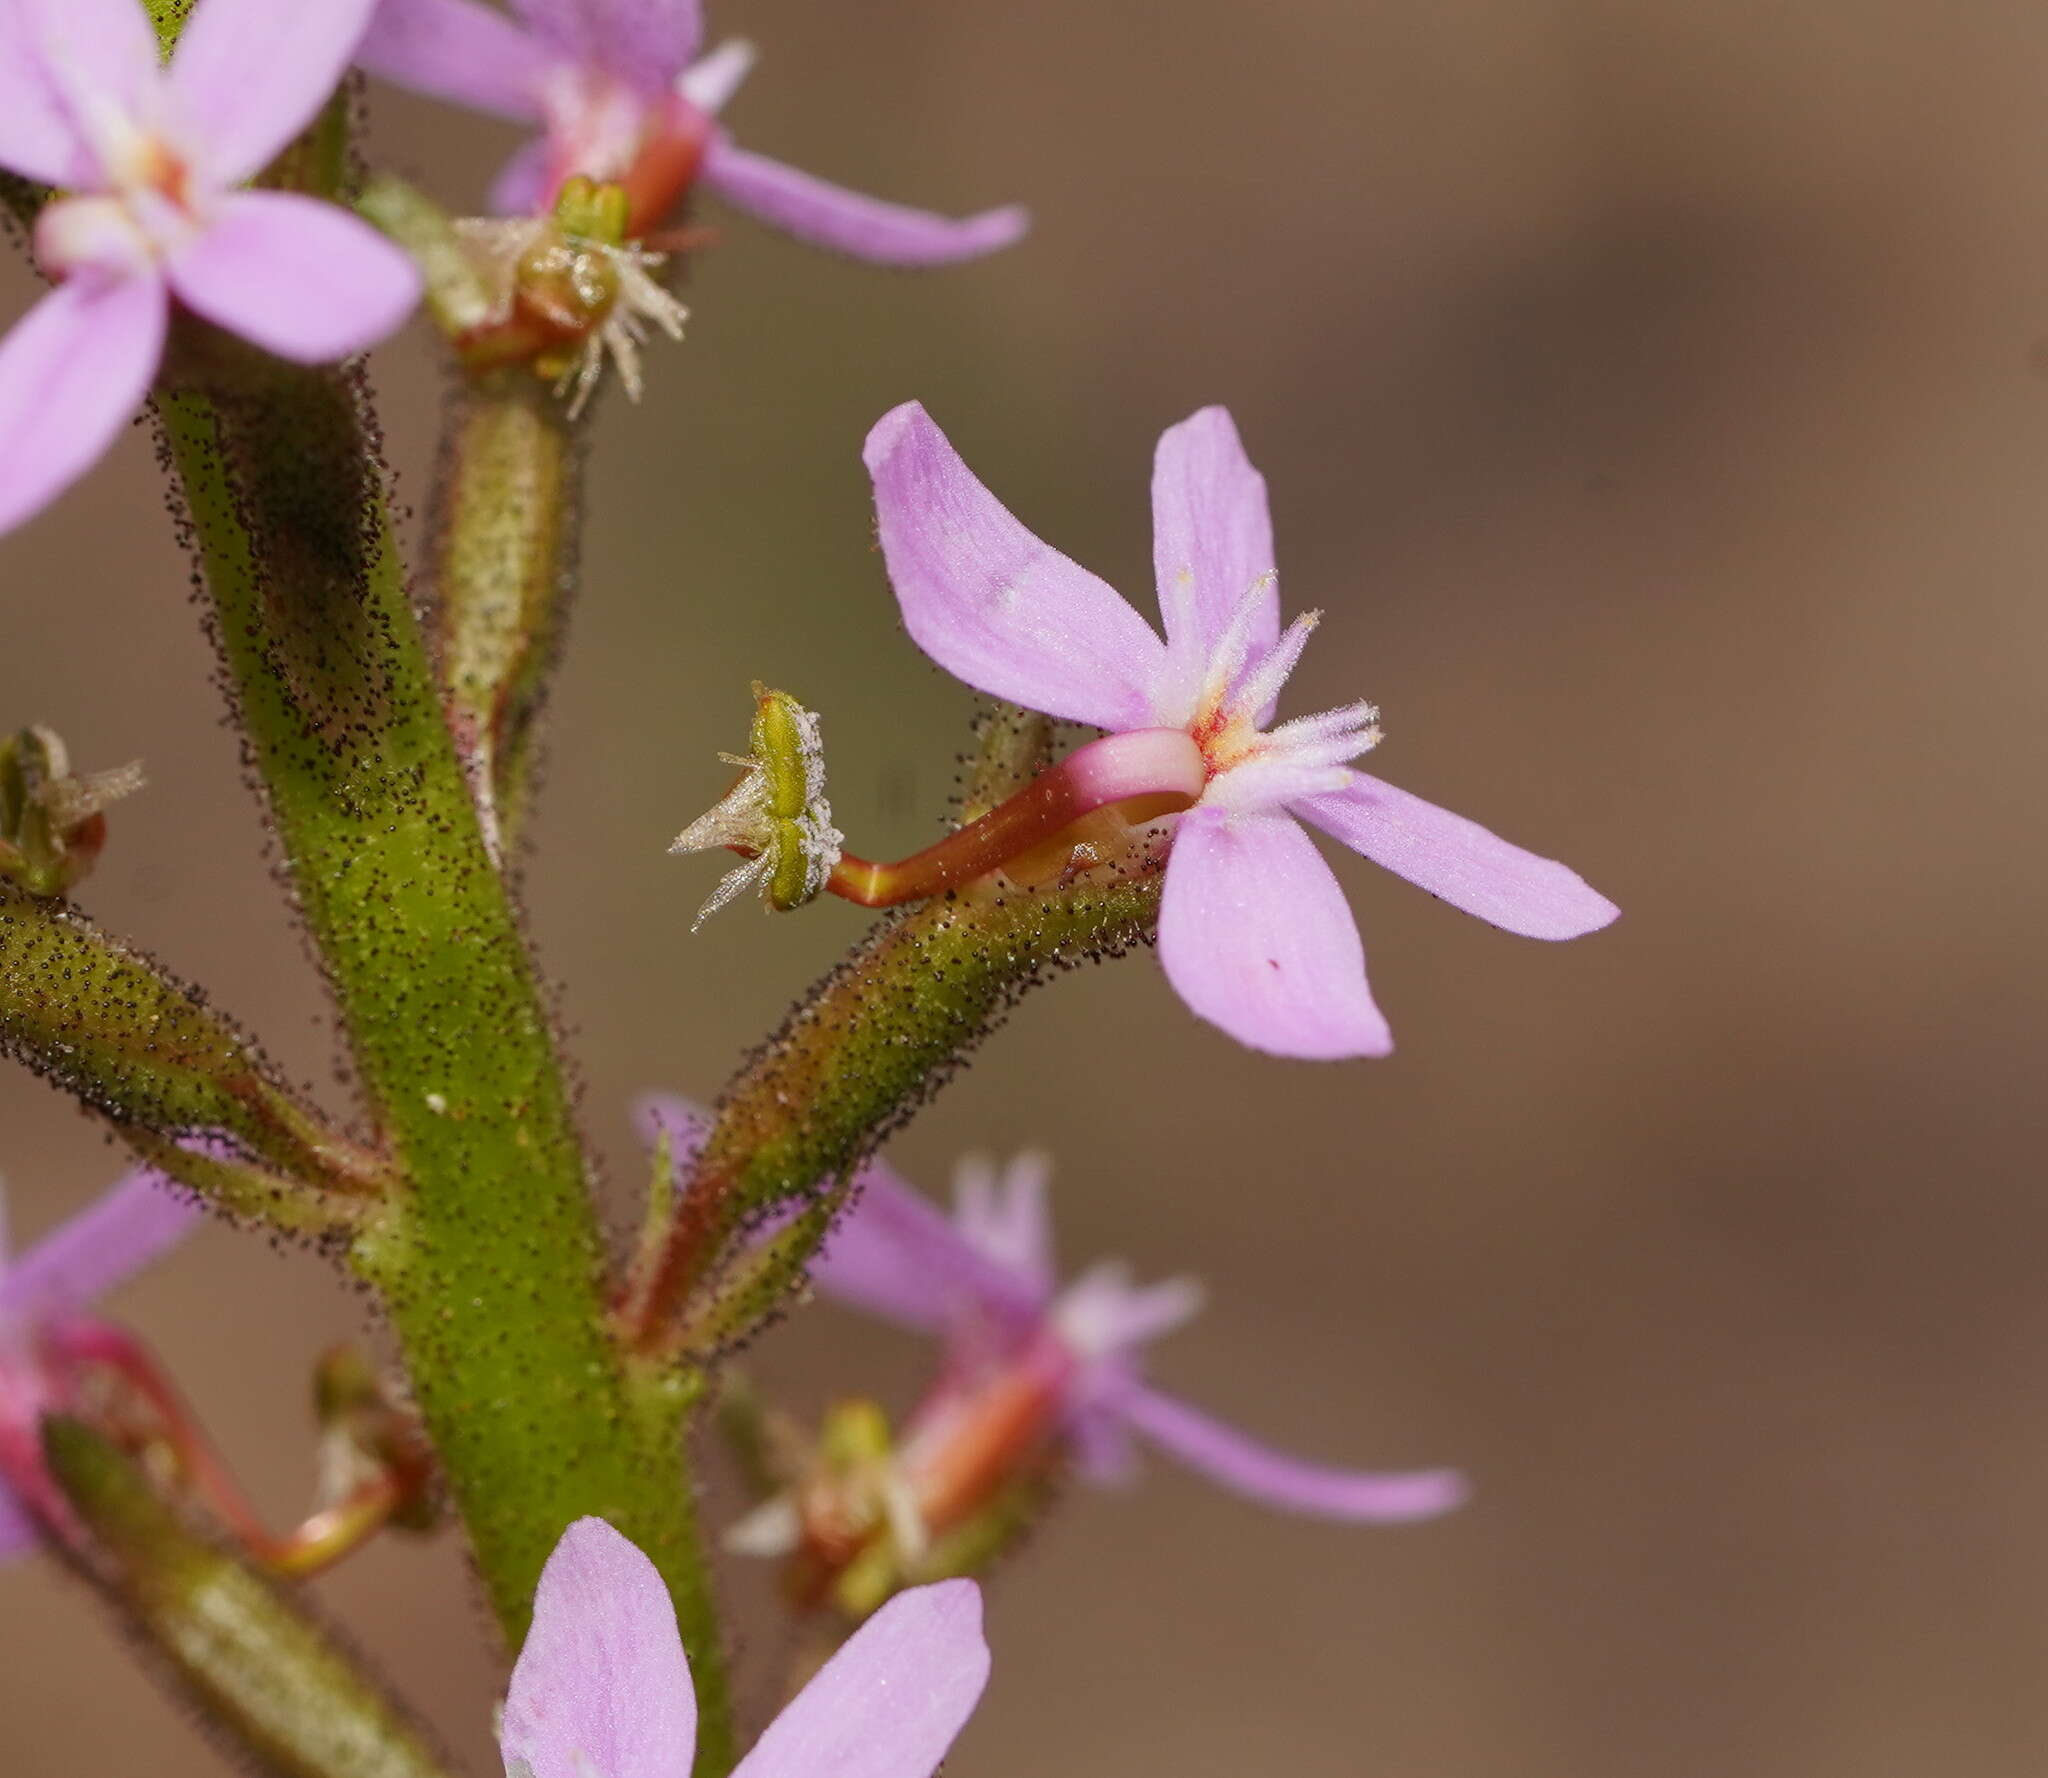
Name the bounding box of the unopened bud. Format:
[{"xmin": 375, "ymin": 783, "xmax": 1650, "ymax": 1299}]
[
  {"xmin": 0, "ymin": 725, "xmax": 143, "ymax": 895},
  {"xmin": 670, "ymin": 686, "xmax": 843, "ymax": 930}
]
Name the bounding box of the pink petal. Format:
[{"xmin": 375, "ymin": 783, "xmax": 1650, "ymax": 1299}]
[
  {"xmin": 0, "ymin": 26, "xmax": 93, "ymax": 187},
  {"xmin": 168, "ymin": 0, "xmax": 381, "ymax": 185},
  {"xmin": 731, "ymin": 1580, "xmax": 989, "ymax": 1778},
  {"xmin": 502, "ymin": 1518, "xmax": 696, "ymax": 1778},
  {"xmin": 864, "ymin": 401, "xmax": 1166, "ymax": 732},
  {"xmin": 0, "ymin": 271, "xmax": 166, "ymax": 536},
  {"xmin": 0, "ymin": 1166, "xmax": 201, "ymax": 1326},
  {"xmin": 1150, "ymin": 407, "xmax": 1279, "ymax": 671},
  {"xmin": 511, "ymin": 0, "xmax": 701, "ymax": 93},
  {"xmin": 166, "ymin": 191, "xmax": 420, "ymax": 362},
  {"xmin": 812, "ymin": 1159, "xmax": 1044, "ymax": 1337},
  {"xmin": 356, "ymin": 0, "xmax": 552, "ymax": 123},
  {"xmin": 1293, "ymin": 770, "xmax": 1619, "ymax": 940},
  {"xmin": 1117, "ymin": 1385, "xmax": 1469, "ymax": 1522},
  {"xmin": 700, "ymin": 140, "xmax": 1028, "ymax": 267},
  {"xmin": 12, "ymin": 0, "xmax": 160, "ymax": 159},
  {"xmin": 1158, "ymin": 804, "xmax": 1392, "ymax": 1059},
  {"xmin": 951, "ymin": 1153, "xmax": 1056, "ymax": 1299}
]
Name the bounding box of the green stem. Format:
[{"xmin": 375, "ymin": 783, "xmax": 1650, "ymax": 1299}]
[
  {"xmin": 425, "ymin": 374, "xmax": 583, "ymax": 856},
  {"xmin": 623, "ymin": 866, "xmax": 1163, "ymax": 1351},
  {"xmin": 154, "ymin": 363, "xmax": 733, "ymax": 1767},
  {"xmin": 43, "ymin": 1418, "xmax": 456, "ymax": 1778},
  {"xmin": 0, "ymin": 878, "xmax": 376, "ymax": 1226}
]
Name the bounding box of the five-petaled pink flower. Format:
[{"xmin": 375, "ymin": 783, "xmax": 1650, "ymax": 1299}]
[
  {"xmin": 808, "ymin": 1141, "xmax": 1467, "ymax": 1523},
  {"xmin": 0, "ymin": 0, "xmax": 422, "ymax": 535},
  {"xmin": 357, "ymin": 0, "xmax": 1028, "ymax": 262},
  {"xmin": 502, "ymin": 1516, "xmax": 990, "ymax": 1778},
  {"xmin": 644, "ymin": 1098, "xmax": 1465, "ymax": 1529},
  {"xmin": 863, "ymin": 402, "xmax": 1621, "ymax": 1059},
  {"xmin": 0, "ymin": 1166, "xmax": 201, "ymax": 1556}
]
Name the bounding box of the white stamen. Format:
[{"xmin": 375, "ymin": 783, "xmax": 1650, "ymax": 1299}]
[{"xmin": 1229, "ymin": 606, "xmax": 1318, "ymax": 725}]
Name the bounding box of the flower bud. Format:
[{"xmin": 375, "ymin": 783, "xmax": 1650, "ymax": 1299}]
[
  {"xmin": 0, "ymin": 725, "xmax": 144, "ymax": 896},
  {"xmin": 670, "ymin": 686, "xmax": 844, "ymax": 929}
]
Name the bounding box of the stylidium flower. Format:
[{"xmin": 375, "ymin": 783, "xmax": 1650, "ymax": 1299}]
[
  {"xmin": 863, "ymin": 402, "xmax": 1621, "ymax": 1059},
  {"xmin": 357, "ymin": 0, "xmax": 1028, "ymax": 260},
  {"xmin": 0, "ymin": 1165, "xmax": 201, "ymax": 1556},
  {"xmin": 0, "ymin": 0, "xmax": 422, "ymax": 535},
  {"xmin": 501, "ymin": 1516, "xmax": 990, "ymax": 1778},
  {"xmin": 822, "ymin": 1144, "xmax": 1465, "ymax": 1521},
  {"xmin": 642, "ymin": 1098, "xmax": 1464, "ymax": 1558}
]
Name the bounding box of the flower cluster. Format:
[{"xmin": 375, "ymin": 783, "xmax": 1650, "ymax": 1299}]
[{"xmin": 0, "ymin": 0, "xmax": 1631, "ymax": 1767}]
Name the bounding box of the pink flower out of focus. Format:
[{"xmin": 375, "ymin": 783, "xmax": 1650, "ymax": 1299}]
[
  {"xmin": 0, "ymin": 1166, "xmax": 201, "ymax": 1556},
  {"xmin": 643, "ymin": 1097, "xmax": 1465, "ymax": 1530},
  {"xmin": 863, "ymin": 401, "xmax": 1621, "ymax": 1059},
  {"xmin": 501, "ymin": 1517, "xmax": 989, "ymax": 1778},
  {"xmin": 0, "ymin": 0, "xmax": 422, "ymax": 535},
  {"xmin": 357, "ymin": 0, "xmax": 1028, "ymax": 263}
]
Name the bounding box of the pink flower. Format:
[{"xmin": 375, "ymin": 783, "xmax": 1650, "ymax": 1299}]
[
  {"xmin": 356, "ymin": 0, "xmax": 1027, "ymax": 261},
  {"xmin": 643, "ymin": 1098, "xmax": 1465, "ymax": 1529},
  {"xmin": 863, "ymin": 402, "xmax": 1621, "ymax": 1059},
  {"xmin": 0, "ymin": 0, "xmax": 421, "ymax": 535},
  {"xmin": 0, "ymin": 1165, "xmax": 201, "ymax": 1555},
  {"xmin": 501, "ymin": 1516, "xmax": 989, "ymax": 1778}
]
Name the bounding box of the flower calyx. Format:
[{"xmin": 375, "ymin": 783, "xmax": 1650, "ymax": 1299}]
[
  {"xmin": 0, "ymin": 725, "xmax": 145, "ymax": 897},
  {"xmin": 725, "ymin": 1394, "xmax": 1058, "ymax": 1621},
  {"xmin": 670, "ymin": 685, "xmax": 843, "ymax": 930}
]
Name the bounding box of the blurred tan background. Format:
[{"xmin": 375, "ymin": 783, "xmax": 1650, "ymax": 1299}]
[{"xmin": 7, "ymin": 0, "xmax": 2048, "ymax": 1771}]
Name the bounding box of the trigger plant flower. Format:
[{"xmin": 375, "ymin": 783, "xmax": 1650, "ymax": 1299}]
[
  {"xmin": 0, "ymin": 1166, "xmax": 201, "ymax": 1557},
  {"xmin": 641, "ymin": 1099, "xmax": 1462, "ymax": 1606},
  {"xmin": 804, "ymin": 1141, "xmax": 1467, "ymax": 1523},
  {"xmin": 357, "ymin": 0, "xmax": 1029, "ymax": 259},
  {"xmin": 863, "ymin": 402, "xmax": 1621, "ymax": 1059},
  {"xmin": 0, "ymin": 0, "xmax": 422, "ymax": 535},
  {"xmin": 502, "ymin": 1516, "xmax": 990, "ymax": 1778}
]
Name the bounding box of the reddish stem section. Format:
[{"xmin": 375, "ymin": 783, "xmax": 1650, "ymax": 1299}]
[{"xmin": 827, "ymin": 728, "xmax": 1202, "ymax": 906}]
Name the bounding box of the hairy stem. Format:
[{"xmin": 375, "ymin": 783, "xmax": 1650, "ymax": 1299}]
[
  {"xmin": 0, "ymin": 879, "xmax": 376, "ymax": 1228},
  {"xmin": 155, "ymin": 364, "xmax": 732, "ymax": 1764},
  {"xmin": 621, "ymin": 867, "xmax": 1163, "ymax": 1352},
  {"xmin": 424, "ymin": 374, "xmax": 582, "ymax": 857}
]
